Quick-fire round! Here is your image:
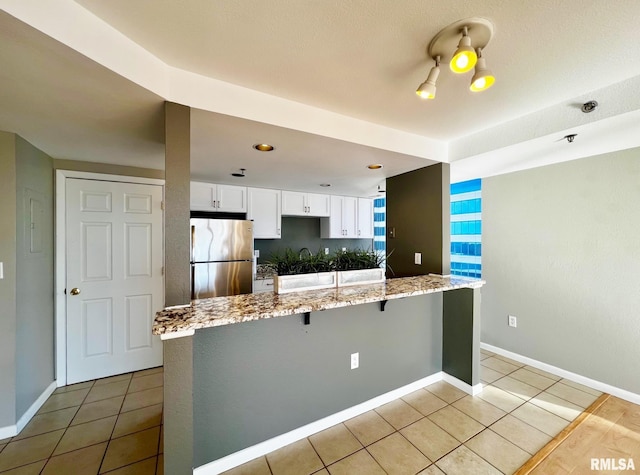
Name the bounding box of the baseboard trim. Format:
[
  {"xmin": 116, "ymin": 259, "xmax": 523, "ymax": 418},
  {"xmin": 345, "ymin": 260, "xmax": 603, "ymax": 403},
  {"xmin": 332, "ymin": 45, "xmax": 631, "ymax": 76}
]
[
  {"xmin": 0, "ymin": 423, "xmax": 17, "ymax": 440},
  {"xmin": 442, "ymin": 373, "xmax": 483, "ymax": 396},
  {"xmin": 481, "ymin": 343, "xmax": 640, "ymax": 405},
  {"xmin": 16, "ymin": 381, "xmax": 57, "ymax": 434},
  {"xmin": 0, "ymin": 381, "xmax": 57, "ymax": 439},
  {"xmin": 194, "ymin": 372, "xmax": 444, "ymax": 474}
]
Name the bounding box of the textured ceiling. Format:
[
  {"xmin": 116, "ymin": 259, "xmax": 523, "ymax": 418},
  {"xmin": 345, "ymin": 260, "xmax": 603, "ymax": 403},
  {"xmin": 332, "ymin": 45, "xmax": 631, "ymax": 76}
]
[
  {"xmin": 73, "ymin": 0, "xmax": 640, "ymax": 140},
  {"xmin": 0, "ymin": 1, "xmax": 639, "ymax": 194}
]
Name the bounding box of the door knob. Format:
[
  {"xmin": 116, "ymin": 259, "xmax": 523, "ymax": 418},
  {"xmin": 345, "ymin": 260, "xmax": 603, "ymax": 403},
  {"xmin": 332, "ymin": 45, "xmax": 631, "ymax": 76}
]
[{"xmin": 70, "ymin": 288, "xmax": 81, "ymax": 295}]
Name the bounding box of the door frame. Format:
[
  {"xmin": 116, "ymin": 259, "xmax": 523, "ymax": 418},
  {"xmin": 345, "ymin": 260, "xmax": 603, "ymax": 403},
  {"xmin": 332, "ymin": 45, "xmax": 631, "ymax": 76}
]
[{"xmin": 55, "ymin": 170, "xmax": 165, "ymax": 387}]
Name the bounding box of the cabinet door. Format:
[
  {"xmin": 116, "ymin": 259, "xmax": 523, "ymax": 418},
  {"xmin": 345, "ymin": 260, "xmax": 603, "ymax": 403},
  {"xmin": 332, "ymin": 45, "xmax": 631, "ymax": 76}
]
[
  {"xmin": 321, "ymin": 195, "xmax": 343, "ymax": 238},
  {"xmin": 216, "ymin": 184, "xmax": 247, "ymax": 213},
  {"xmin": 247, "ymin": 188, "xmax": 281, "ymax": 239},
  {"xmin": 357, "ymin": 198, "xmax": 374, "ymax": 239},
  {"xmin": 190, "ymin": 181, "xmax": 215, "ymax": 211},
  {"xmin": 307, "ymin": 193, "xmax": 331, "ymax": 217},
  {"xmin": 281, "ymin": 191, "xmax": 307, "ymax": 216},
  {"xmin": 342, "ymin": 196, "xmax": 358, "ymax": 238}
]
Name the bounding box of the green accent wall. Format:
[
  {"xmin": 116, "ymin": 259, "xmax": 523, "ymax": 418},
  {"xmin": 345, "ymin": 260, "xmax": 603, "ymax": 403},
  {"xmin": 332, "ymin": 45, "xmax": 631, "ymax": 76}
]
[{"xmin": 386, "ymin": 163, "xmax": 450, "ymax": 277}]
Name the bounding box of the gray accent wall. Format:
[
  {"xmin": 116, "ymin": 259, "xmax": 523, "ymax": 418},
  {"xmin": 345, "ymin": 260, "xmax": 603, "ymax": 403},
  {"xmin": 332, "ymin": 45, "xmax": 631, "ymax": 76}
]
[
  {"xmin": 15, "ymin": 137, "xmax": 55, "ymax": 417},
  {"xmin": 386, "ymin": 163, "xmax": 450, "ymax": 277},
  {"xmin": 0, "ymin": 132, "xmax": 54, "ymax": 430},
  {"xmin": 0, "ymin": 132, "xmax": 18, "ymax": 429},
  {"xmin": 482, "ymin": 147, "xmax": 640, "ymax": 394},
  {"xmin": 189, "ymin": 294, "xmax": 442, "ymax": 466},
  {"xmin": 254, "ymin": 216, "xmax": 372, "ymax": 263}
]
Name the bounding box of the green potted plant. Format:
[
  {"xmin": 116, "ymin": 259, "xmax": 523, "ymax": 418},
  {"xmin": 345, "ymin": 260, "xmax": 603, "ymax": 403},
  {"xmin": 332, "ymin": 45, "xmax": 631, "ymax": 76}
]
[
  {"xmin": 267, "ymin": 248, "xmax": 337, "ymax": 294},
  {"xmin": 335, "ymin": 248, "xmax": 386, "ymax": 287}
]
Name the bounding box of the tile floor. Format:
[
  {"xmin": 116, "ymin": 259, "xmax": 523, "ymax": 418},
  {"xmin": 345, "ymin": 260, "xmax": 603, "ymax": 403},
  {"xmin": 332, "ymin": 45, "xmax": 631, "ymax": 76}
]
[
  {"xmin": 0, "ymin": 351, "xmax": 605, "ymax": 475},
  {"xmin": 0, "ymin": 367, "xmax": 164, "ymax": 474},
  {"xmin": 222, "ymin": 349, "xmax": 603, "ymax": 475}
]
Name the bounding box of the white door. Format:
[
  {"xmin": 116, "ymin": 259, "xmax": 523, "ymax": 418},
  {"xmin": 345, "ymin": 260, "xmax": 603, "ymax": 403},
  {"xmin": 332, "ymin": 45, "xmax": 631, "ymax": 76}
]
[
  {"xmin": 66, "ymin": 178, "xmax": 164, "ymax": 384},
  {"xmin": 307, "ymin": 193, "xmax": 331, "ymax": 217},
  {"xmin": 281, "ymin": 190, "xmax": 307, "ymax": 216}
]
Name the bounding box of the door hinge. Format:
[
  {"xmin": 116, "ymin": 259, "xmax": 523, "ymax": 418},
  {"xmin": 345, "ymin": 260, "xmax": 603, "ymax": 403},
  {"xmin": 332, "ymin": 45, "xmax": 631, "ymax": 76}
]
[{"xmin": 161, "ymin": 201, "xmax": 165, "ymax": 210}]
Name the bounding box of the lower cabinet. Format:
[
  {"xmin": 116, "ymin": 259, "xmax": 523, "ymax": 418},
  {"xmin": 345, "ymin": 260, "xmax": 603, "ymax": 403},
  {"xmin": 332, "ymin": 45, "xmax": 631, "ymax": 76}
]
[
  {"xmin": 247, "ymin": 187, "xmax": 281, "ymax": 239},
  {"xmin": 253, "ymin": 279, "xmax": 274, "ymax": 293}
]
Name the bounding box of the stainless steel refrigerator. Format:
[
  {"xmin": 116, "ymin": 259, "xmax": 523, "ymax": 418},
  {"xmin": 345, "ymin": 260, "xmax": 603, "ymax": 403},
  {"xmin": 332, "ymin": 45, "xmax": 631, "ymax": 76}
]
[{"xmin": 190, "ymin": 218, "xmax": 254, "ymax": 299}]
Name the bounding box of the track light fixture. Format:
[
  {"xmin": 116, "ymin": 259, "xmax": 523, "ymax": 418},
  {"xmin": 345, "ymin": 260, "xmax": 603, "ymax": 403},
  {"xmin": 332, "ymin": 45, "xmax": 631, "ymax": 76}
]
[
  {"xmin": 450, "ymin": 26, "xmax": 477, "ymax": 73},
  {"xmin": 470, "ymin": 47, "xmax": 495, "ymax": 92},
  {"xmin": 418, "ymin": 17, "xmax": 495, "ymax": 100},
  {"xmin": 416, "ymin": 56, "xmax": 441, "ymax": 99}
]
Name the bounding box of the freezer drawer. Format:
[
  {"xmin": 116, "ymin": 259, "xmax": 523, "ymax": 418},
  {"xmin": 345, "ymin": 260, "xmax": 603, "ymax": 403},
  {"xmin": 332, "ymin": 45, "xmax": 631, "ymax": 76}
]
[{"xmin": 191, "ymin": 261, "xmax": 253, "ymax": 299}]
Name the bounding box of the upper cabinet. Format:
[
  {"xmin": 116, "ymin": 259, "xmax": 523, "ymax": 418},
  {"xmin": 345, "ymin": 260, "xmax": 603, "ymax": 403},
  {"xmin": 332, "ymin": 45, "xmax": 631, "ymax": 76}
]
[
  {"xmin": 247, "ymin": 187, "xmax": 281, "ymax": 239},
  {"xmin": 357, "ymin": 198, "xmax": 374, "ymax": 239},
  {"xmin": 321, "ymin": 196, "xmax": 374, "ymax": 239},
  {"xmin": 321, "ymin": 195, "xmax": 358, "ymax": 238},
  {"xmin": 190, "ymin": 182, "xmax": 247, "ymax": 213},
  {"xmin": 281, "ymin": 191, "xmax": 330, "ymax": 217}
]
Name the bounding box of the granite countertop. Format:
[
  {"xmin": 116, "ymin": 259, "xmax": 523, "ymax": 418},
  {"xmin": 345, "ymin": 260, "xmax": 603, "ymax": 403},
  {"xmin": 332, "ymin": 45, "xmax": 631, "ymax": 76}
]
[{"xmin": 153, "ymin": 274, "xmax": 484, "ymax": 337}]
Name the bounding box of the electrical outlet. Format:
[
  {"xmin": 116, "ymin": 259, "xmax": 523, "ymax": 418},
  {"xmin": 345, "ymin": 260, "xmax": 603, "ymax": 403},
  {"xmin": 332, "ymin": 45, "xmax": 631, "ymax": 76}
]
[
  {"xmin": 414, "ymin": 252, "xmax": 422, "ymax": 265},
  {"xmin": 508, "ymin": 315, "xmax": 517, "ymax": 328},
  {"xmin": 350, "ymin": 352, "xmax": 359, "ymax": 369},
  {"xmin": 342, "ymin": 247, "xmax": 346, "ymax": 252},
  {"xmin": 254, "ymin": 249, "xmax": 260, "ymax": 258},
  {"xmin": 324, "ymin": 248, "xmax": 329, "ymax": 255}
]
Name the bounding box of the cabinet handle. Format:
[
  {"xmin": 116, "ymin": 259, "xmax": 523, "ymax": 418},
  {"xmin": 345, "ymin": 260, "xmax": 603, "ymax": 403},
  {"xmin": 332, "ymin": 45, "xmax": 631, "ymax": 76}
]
[
  {"xmin": 358, "ymin": 230, "xmax": 361, "ymax": 236},
  {"xmin": 277, "ymin": 228, "xmax": 281, "ymax": 235}
]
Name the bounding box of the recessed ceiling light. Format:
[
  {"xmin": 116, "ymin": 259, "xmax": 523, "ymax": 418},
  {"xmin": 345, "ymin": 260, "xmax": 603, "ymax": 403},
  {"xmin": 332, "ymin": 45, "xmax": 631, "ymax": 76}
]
[
  {"xmin": 367, "ymin": 164, "xmax": 383, "ymax": 170},
  {"xmin": 319, "ymin": 183, "xmax": 331, "ymax": 187},
  {"xmin": 253, "ymin": 143, "xmax": 274, "ymax": 152}
]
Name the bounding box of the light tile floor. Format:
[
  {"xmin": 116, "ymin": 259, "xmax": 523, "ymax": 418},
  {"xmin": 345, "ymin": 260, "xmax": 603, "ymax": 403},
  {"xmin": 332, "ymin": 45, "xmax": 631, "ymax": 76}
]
[
  {"xmin": 222, "ymin": 349, "xmax": 603, "ymax": 475},
  {"xmin": 0, "ymin": 351, "xmax": 606, "ymax": 475},
  {"xmin": 0, "ymin": 367, "xmax": 164, "ymax": 474}
]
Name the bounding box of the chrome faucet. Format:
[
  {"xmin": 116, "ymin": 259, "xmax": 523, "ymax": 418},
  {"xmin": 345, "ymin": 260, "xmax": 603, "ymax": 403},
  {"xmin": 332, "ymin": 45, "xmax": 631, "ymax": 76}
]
[{"xmin": 299, "ymin": 247, "xmax": 313, "ymax": 258}]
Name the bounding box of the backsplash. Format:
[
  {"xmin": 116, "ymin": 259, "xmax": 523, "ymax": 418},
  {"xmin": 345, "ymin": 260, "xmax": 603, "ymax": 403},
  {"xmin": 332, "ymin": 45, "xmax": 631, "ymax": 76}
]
[{"xmin": 254, "ymin": 217, "xmax": 372, "ymax": 264}]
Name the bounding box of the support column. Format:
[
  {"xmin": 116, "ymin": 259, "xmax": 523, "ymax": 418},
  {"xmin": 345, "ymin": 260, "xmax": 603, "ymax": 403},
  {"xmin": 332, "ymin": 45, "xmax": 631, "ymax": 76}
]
[
  {"xmin": 442, "ymin": 287, "xmax": 481, "ymax": 388},
  {"xmin": 164, "ymin": 102, "xmax": 191, "ymax": 306}
]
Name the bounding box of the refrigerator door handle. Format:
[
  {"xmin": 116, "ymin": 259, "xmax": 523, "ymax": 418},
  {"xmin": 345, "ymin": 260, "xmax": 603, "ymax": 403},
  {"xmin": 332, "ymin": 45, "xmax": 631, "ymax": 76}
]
[{"xmin": 190, "ymin": 225, "xmax": 196, "ymax": 263}]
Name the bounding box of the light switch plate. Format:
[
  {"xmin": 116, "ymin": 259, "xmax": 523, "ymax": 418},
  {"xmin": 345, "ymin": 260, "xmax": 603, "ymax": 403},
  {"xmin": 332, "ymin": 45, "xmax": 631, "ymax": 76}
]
[
  {"xmin": 254, "ymin": 250, "xmax": 260, "ymax": 258},
  {"xmin": 414, "ymin": 253, "xmax": 422, "ymax": 265}
]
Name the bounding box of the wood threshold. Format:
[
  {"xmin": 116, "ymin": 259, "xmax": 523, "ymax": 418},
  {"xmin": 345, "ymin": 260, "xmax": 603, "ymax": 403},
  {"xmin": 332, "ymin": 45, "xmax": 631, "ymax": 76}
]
[{"xmin": 513, "ymin": 393, "xmax": 611, "ymax": 475}]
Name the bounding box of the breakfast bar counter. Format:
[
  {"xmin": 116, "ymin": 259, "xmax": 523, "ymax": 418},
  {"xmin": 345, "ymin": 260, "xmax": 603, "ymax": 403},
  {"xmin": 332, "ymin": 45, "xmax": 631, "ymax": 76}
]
[
  {"xmin": 153, "ymin": 274, "xmax": 484, "ymax": 336},
  {"xmin": 159, "ymin": 275, "xmax": 484, "ymax": 475}
]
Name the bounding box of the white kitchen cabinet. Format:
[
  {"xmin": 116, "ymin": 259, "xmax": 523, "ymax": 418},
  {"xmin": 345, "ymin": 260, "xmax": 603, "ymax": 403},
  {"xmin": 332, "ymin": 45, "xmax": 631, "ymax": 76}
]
[
  {"xmin": 253, "ymin": 279, "xmax": 274, "ymax": 293},
  {"xmin": 190, "ymin": 182, "xmax": 247, "ymax": 213},
  {"xmin": 357, "ymin": 198, "xmax": 374, "ymax": 239},
  {"xmin": 247, "ymin": 187, "xmax": 281, "ymax": 239},
  {"xmin": 321, "ymin": 195, "xmax": 358, "ymax": 238},
  {"xmin": 281, "ymin": 191, "xmax": 330, "ymax": 217}
]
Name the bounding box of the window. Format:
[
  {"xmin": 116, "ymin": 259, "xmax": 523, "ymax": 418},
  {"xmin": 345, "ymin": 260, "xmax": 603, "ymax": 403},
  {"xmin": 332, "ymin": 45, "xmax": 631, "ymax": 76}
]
[
  {"xmin": 450, "ymin": 179, "xmax": 482, "ymax": 278},
  {"xmin": 373, "ymin": 196, "xmax": 386, "ymax": 258}
]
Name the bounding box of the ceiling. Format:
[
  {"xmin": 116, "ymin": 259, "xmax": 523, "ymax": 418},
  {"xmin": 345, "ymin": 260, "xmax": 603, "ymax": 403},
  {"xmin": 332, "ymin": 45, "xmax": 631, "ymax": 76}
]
[{"xmin": 1, "ymin": 1, "xmax": 640, "ymax": 195}]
